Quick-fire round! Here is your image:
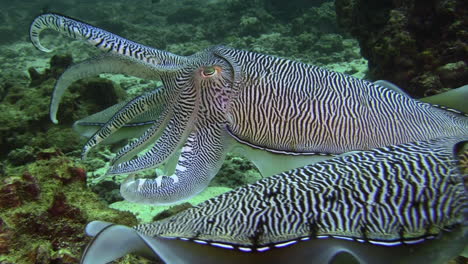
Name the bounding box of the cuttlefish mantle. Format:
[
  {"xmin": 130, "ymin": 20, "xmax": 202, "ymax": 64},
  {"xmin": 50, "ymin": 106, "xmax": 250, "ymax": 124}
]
[
  {"xmin": 30, "ymin": 13, "xmax": 468, "ymax": 205},
  {"xmin": 81, "ymin": 136, "xmax": 468, "ymax": 264}
]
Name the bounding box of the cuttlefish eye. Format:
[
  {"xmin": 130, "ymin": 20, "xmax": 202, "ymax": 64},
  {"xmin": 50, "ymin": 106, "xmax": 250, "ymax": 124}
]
[{"xmin": 201, "ymin": 66, "xmax": 217, "ymax": 77}]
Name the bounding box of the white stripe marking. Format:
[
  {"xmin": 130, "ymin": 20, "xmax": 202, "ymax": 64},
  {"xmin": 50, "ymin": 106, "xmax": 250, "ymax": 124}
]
[
  {"xmin": 368, "ymin": 240, "xmax": 402, "ymax": 246},
  {"xmin": 274, "ymin": 240, "xmax": 298, "ymax": 248},
  {"xmin": 210, "ymin": 243, "xmax": 235, "ymax": 249},
  {"xmin": 238, "ymin": 247, "xmax": 252, "ymax": 252},
  {"xmin": 256, "ymin": 246, "xmax": 270, "ymax": 252}
]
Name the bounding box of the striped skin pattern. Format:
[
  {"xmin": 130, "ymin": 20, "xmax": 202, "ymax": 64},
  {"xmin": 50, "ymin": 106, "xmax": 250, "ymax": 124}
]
[
  {"xmin": 81, "ymin": 85, "xmax": 174, "ymax": 160},
  {"xmin": 30, "ymin": 13, "xmax": 187, "ymax": 66},
  {"xmin": 219, "ymin": 47, "xmax": 468, "ymax": 154},
  {"xmin": 30, "ymin": 13, "xmax": 468, "ymax": 205},
  {"xmin": 136, "ymin": 137, "xmax": 467, "ymax": 251}
]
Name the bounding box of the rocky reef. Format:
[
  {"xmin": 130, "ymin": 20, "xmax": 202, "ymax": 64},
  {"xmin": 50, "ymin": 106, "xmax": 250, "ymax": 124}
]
[
  {"xmin": 0, "ymin": 149, "xmax": 141, "ymax": 263},
  {"xmin": 0, "ymin": 0, "xmax": 426, "ymax": 262},
  {"xmin": 335, "ymin": 0, "xmax": 467, "ymax": 96}
]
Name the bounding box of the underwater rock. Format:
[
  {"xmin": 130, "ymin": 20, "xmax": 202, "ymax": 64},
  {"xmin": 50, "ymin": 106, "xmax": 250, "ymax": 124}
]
[
  {"xmin": 28, "ymin": 54, "xmax": 73, "ymax": 87},
  {"xmin": 68, "ymin": 77, "xmax": 127, "ymax": 120},
  {"xmin": 91, "ymin": 180, "xmax": 124, "ymax": 204},
  {"xmin": 210, "ymin": 153, "xmax": 261, "ymax": 188},
  {"xmin": 335, "ymin": 0, "xmax": 468, "ymax": 96},
  {"xmin": 0, "ymin": 172, "xmax": 40, "ymax": 209},
  {"xmin": 0, "ymin": 51, "xmax": 128, "ymax": 167},
  {"xmin": 436, "ymin": 61, "xmax": 467, "ymax": 87},
  {"xmin": 0, "ymin": 151, "xmax": 138, "ymax": 263}
]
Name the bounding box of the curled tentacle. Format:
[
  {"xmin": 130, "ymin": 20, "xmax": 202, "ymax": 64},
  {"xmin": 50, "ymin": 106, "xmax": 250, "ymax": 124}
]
[
  {"xmin": 30, "ymin": 13, "xmax": 187, "ymax": 66},
  {"xmin": 50, "ymin": 54, "xmax": 180, "ymax": 124},
  {"xmin": 82, "ymin": 86, "xmax": 176, "ymax": 159},
  {"xmin": 107, "ymin": 86, "xmax": 198, "ymax": 175},
  {"xmin": 120, "ymin": 123, "xmax": 227, "ymax": 204}
]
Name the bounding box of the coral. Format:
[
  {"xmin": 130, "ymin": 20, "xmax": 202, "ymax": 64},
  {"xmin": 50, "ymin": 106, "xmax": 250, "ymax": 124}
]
[
  {"xmin": 0, "ymin": 54, "xmax": 126, "ymax": 167},
  {"xmin": 210, "ymin": 153, "xmax": 262, "ymax": 188},
  {"xmin": 0, "ymin": 149, "xmax": 138, "ymax": 263},
  {"xmin": 335, "ymin": 0, "xmax": 468, "ymax": 96},
  {"xmin": 28, "ymin": 54, "xmax": 73, "ymax": 87},
  {"xmin": 91, "ymin": 180, "xmax": 124, "ymax": 204}
]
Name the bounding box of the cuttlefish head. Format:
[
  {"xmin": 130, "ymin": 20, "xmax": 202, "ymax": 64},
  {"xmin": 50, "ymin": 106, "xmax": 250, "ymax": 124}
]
[
  {"xmin": 81, "ymin": 136, "xmax": 468, "ymax": 264},
  {"xmin": 185, "ymin": 48, "xmax": 238, "ymax": 123}
]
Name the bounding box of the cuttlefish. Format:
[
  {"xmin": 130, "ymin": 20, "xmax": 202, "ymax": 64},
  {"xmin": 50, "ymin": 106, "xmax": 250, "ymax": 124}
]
[
  {"xmin": 30, "ymin": 13, "xmax": 468, "ymax": 204},
  {"xmin": 81, "ymin": 136, "xmax": 468, "ymax": 264}
]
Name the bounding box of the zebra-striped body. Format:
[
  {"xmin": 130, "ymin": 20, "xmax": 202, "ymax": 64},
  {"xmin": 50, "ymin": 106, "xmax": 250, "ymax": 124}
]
[
  {"xmin": 222, "ymin": 48, "xmax": 468, "ymax": 154},
  {"xmin": 30, "ymin": 13, "xmax": 468, "ymax": 206},
  {"xmin": 137, "ymin": 137, "xmax": 466, "ymax": 247},
  {"xmin": 82, "ymin": 137, "xmax": 467, "ymax": 264}
]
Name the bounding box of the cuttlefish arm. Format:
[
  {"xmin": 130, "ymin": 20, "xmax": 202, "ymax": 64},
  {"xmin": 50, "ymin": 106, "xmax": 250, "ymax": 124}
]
[
  {"xmin": 119, "ymin": 123, "xmax": 228, "ymax": 204},
  {"xmin": 72, "ymin": 99, "xmax": 163, "ymax": 144},
  {"xmin": 110, "ymin": 105, "xmax": 172, "ymax": 165},
  {"xmin": 107, "ymin": 83, "xmax": 199, "ymax": 175},
  {"xmin": 50, "ymin": 53, "xmax": 181, "ymax": 124},
  {"xmin": 30, "ymin": 13, "xmax": 186, "ymax": 65},
  {"xmin": 82, "ymin": 84, "xmax": 174, "ymax": 159},
  {"xmin": 81, "ymin": 136, "xmax": 468, "ymax": 264}
]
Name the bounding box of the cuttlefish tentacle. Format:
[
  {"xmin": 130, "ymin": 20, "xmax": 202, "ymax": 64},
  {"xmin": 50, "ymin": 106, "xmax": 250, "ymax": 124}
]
[
  {"xmin": 50, "ymin": 53, "xmax": 181, "ymax": 124},
  {"xmin": 30, "ymin": 13, "xmax": 187, "ymax": 66},
  {"xmin": 120, "ymin": 123, "xmax": 227, "ymax": 204},
  {"xmin": 82, "ymin": 85, "xmax": 176, "ymax": 159},
  {"xmin": 108, "ymin": 83, "xmax": 199, "ymax": 175}
]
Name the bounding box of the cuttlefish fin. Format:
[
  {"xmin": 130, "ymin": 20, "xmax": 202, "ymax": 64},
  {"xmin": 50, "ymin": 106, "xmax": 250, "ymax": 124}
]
[
  {"xmin": 374, "ymin": 80, "xmax": 410, "ymax": 97},
  {"xmin": 228, "ymin": 137, "xmax": 333, "ymax": 177},
  {"xmin": 81, "ymin": 221, "xmax": 158, "ymax": 264},
  {"xmin": 420, "ymin": 84, "xmax": 468, "ymax": 113},
  {"xmin": 375, "ymin": 80, "xmax": 468, "ymax": 113},
  {"xmin": 82, "ymin": 221, "xmax": 189, "ymax": 264},
  {"xmin": 82, "ymin": 223, "xmax": 467, "ymax": 264}
]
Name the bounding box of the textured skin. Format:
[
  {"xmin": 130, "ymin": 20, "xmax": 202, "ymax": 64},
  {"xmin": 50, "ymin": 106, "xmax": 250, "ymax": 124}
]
[
  {"xmin": 30, "ymin": 13, "xmax": 468, "ymax": 205},
  {"xmin": 136, "ymin": 137, "xmax": 467, "ymax": 248},
  {"xmin": 80, "ymin": 137, "xmax": 467, "ymax": 264}
]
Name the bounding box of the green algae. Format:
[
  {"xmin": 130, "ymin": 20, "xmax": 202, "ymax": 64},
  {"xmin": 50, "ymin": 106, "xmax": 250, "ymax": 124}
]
[{"xmin": 0, "ymin": 151, "xmax": 138, "ymax": 263}]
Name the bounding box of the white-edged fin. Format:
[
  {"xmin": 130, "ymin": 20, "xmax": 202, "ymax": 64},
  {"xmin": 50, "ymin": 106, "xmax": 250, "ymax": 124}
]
[
  {"xmin": 421, "ymin": 84, "xmax": 468, "ymax": 113},
  {"xmin": 228, "ymin": 138, "xmax": 333, "ymax": 177},
  {"xmin": 85, "ymin": 221, "xmax": 113, "ymax": 237},
  {"xmin": 81, "ymin": 224, "xmax": 153, "ymax": 264},
  {"xmin": 374, "ymin": 80, "xmax": 410, "ymax": 96},
  {"xmin": 81, "ymin": 225, "xmax": 467, "ymax": 264},
  {"xmin": 138, "ymin": 234, "xmax": 187, "ymax": 264},
  {"xmin": 375, "ymin": 80, "xmax": 468, "ymax": 113}
]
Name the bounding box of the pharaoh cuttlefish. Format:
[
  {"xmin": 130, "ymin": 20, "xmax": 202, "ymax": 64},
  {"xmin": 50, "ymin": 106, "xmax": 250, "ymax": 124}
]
[
  {"xmin": 81, "ymin": 136, "xmax": 467, "ymax": 264},
  {"xmin": 30, "ymin": 13, "xmax": 468, "ymax": 205}
]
